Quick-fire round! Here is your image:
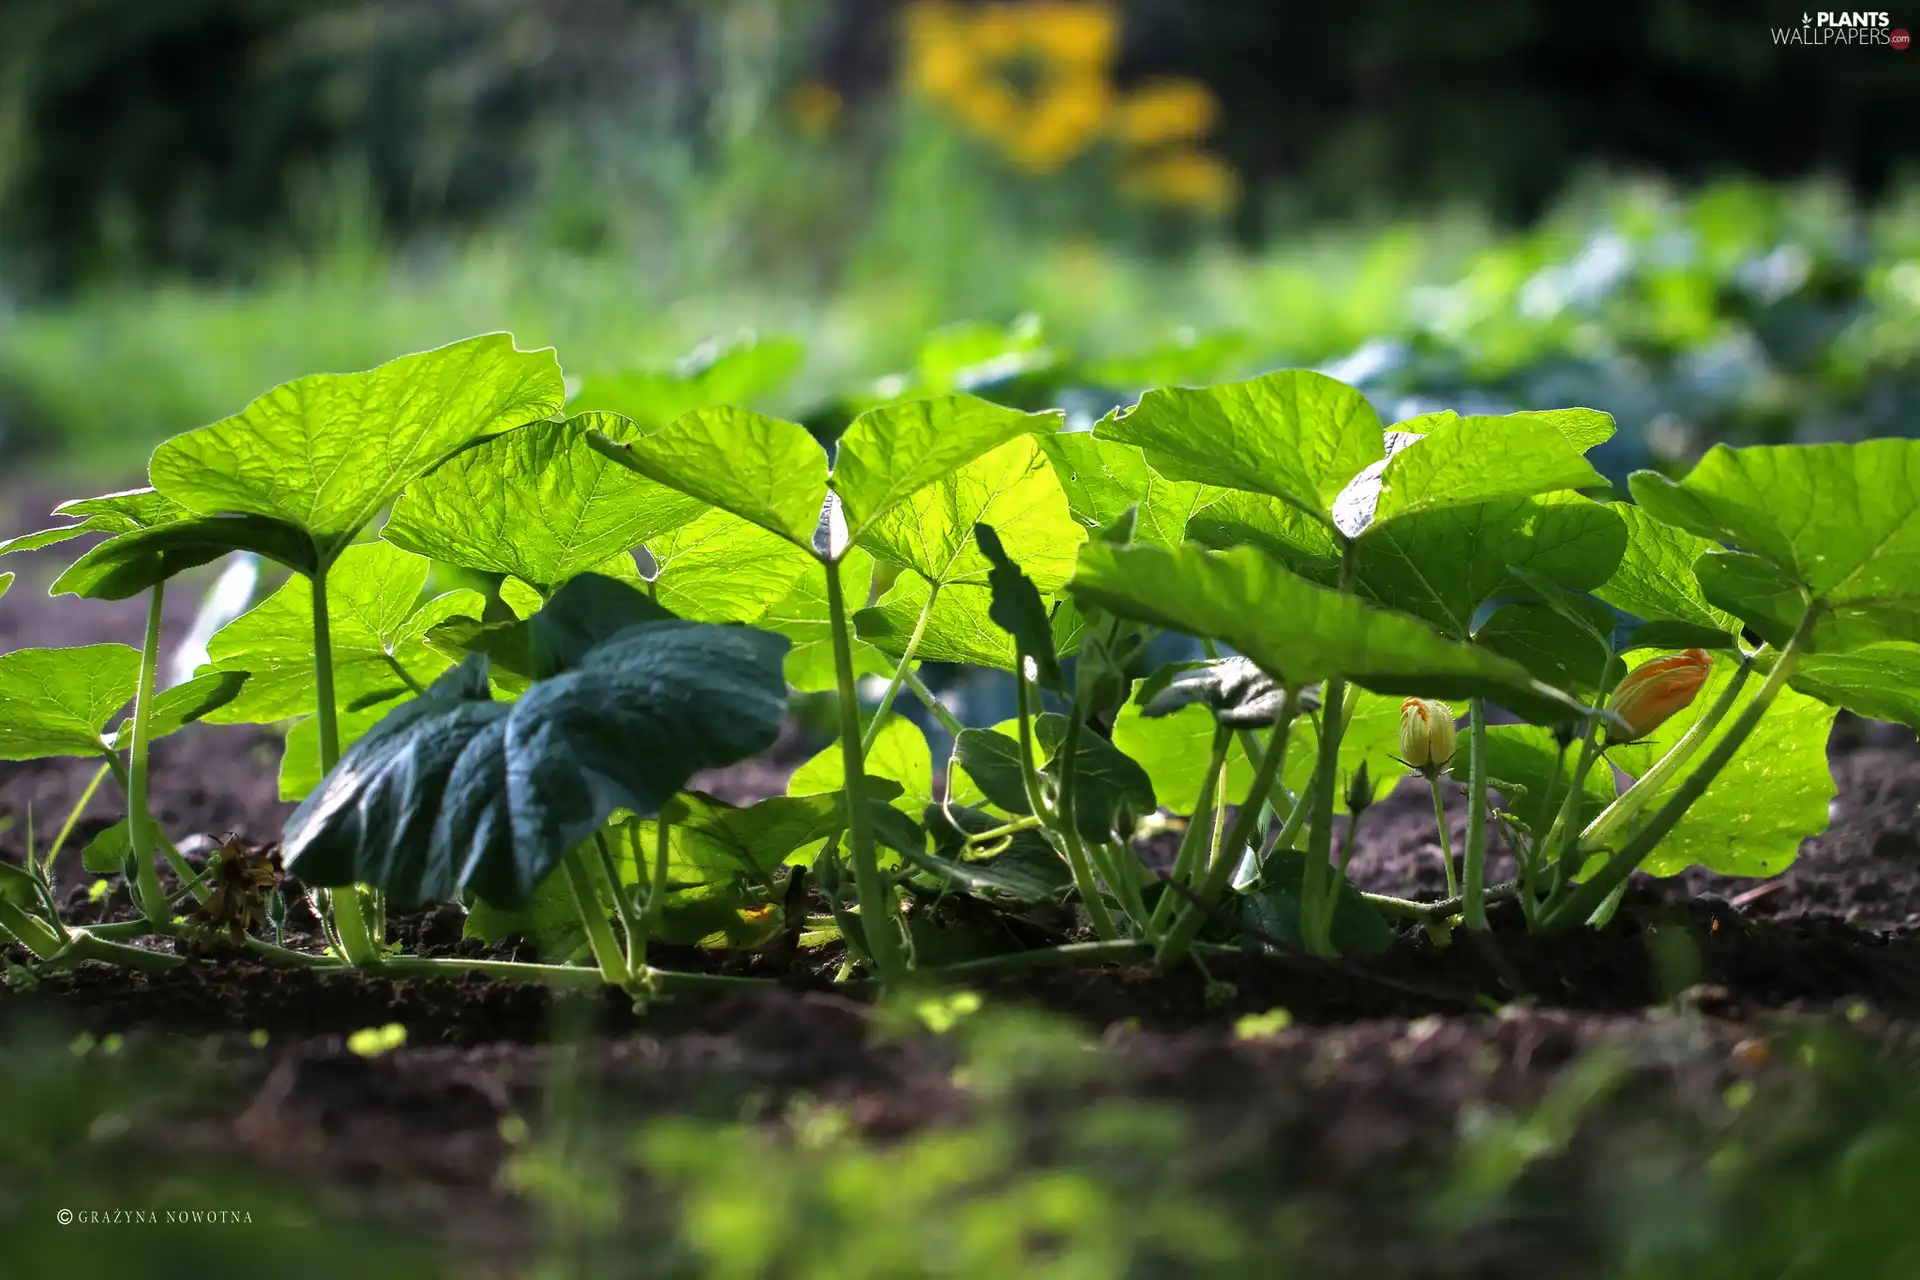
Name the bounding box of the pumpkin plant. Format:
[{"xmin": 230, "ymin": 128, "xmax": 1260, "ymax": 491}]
[{"xmin": 2, "ymin": 335, "xmax": 1915, "ymax": 994}]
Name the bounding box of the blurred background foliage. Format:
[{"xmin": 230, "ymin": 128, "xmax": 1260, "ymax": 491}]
[{"xmin": 0, "ymin": 0, "xmax": 1915, "ymax": 477}]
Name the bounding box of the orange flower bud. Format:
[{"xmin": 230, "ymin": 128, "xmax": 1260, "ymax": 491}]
[
  {"xmin": 1606, "ymin": 649, "xmax": 1712, "ymax": 744},
  {"xmin": 1398, "ymin": 698, "xmax": 1457, "ymax": 773}
]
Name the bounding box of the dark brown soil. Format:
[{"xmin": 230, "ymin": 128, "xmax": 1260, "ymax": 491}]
[{"xmin": 7, "ymin": 484, "xmax": 1920, "ymax": 1276}]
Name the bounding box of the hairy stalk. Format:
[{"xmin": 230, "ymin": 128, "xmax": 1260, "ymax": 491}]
[
  {"xmin": 1314, "ymin": 797, "xmax": 1369, "ymax": 943},
  {"xmin": 824, "ymin": 555, "xmax": 906, "ymax": 977},
  {"xmin": 1256, "ymin": 772, "xmax": 1316, "ymax": 878},
  {"xmin": 1093, "ymin": 840, "xmax": 1153, "ymax": 937},
  {"xmin": 1299, "ymin": 680, "xmax": 1347, "ymax": 957},
  {"xmin": 128, "ymin": 585, "xmax": 170, "ymax": 925},
  {"xmin": 311, "ymin": 571, "xmax": 378, "ymax": 966},
  {"xmin": 1018, "ymin": 672, "xmax": 1119, "ymax": 940},
  {"xmin": 1459, "ymin": 698, "xmax": 1492, "ymax": 930},
  {"xmin": 862, "ymin": 582, "xmax": 938, "ymax": 753},
  {"xmin": 381, "ymin": 651, "xmax": 430, "ymax": 697},
  {"xmin": 1361, "ymin": 879, "xmax": 1523, "ymax": 920},
  {"xmin": 562, "ymin": 846, "xmax": 630, "ymax": 985},
  {"xmin": 641, "ymin": 811, "xmax": 672, "ymax": 940},
  {"xmin": 1150, "ymin": 725, "xmax": 1231, "ymax": 933},
  {"xmin": 1576, "ymin": 656, "xmax": 1755, "ymax": 858},
  {"xmin": 41, "ymin": 932, "xmax": 184, "ymax": 975},
  {"xmin": 595, "ymin": 831, "xmax": 645, "ymax": 969},
  {"xmin": 1156, "ymin": 711, "xmax": 1295, "ymax": 969},
  {"xmin": 903, "ymin": 668, "xmax": 964, "ymax": 738},
  {"xmin": 1544, "ymin": 732, "xmax": 1605, "ymax": 901},
  {"xmin": 1539, "ymin": 610, "xmax": 1816, "ymax": 932},
  {"xmin": 1428, "ymin": 776, "xmax": 1459, "ymax": 900}
]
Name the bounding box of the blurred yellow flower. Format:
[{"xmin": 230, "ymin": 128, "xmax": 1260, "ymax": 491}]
[
  {"xmin": 1116, "ymin": 78, "xmax": 1220, "ymax": 148},
  {"xmin": 1121, "ymin": 147, "xmax": 1241, "ymax": 214},
  {"xmin": 786, "ymin": 80, "xmax": 843, "ymax": 138},
  {"xmin": 903, "ymin": 1, "xmax": 1120, "ymax": 173}
]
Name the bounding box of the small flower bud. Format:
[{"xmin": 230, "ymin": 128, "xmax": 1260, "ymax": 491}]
[
  {"xmin": 1344, "ymin": 761, "xmax": 1374, "ymax": 814},
  {"xmin": 1398, "ymin": 698, "xmax": 1457, "ymax": 775},
  {"xmin": 1606, "ymin": 649, "xmax": 1713, "ymax": 744}
]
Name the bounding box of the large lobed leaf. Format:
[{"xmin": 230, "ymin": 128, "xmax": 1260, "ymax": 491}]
[
  {"xmin": 1068, "ymin": 540, "xmax": 1588, "ymax": 721},
  {"xmin": 150, "ymin": 334, "xmax": 565, "ymax": 565},
  {"xmin": 282, "ymin": 608, "xmax": 791, "ymax": 907},
  {"xmin": 384, "ymin": 413, "xmax": 706, "ymax": 590},
  {"xmin": 1629, "ymin": 441, "xmax": 1920, "ymax": 651}
]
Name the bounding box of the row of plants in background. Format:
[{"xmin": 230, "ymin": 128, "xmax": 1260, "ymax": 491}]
[{"xmin": 1, "ymin": 333, "xmax": 1916, "ymax": 993}]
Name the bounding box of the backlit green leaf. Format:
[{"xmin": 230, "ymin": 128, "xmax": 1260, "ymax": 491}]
[
  {"xmin": 790, "ymin": 715, "xmax": 932, "ymax": 815},
  {"xmin": 150, "ymin": 334, "xmax": 564, "ymax": 565},
  {"xmin": 629, "ymin": 791, "xmax": 846, "ymax": 882},
  {"xmin": 1780, "ymin": 642, "xmax": 1920, "ymax": 732},
  {"xmin": 831, "ymin": 395, "xmax": 1058, "ymax": 545},
  {"xmin": 1068, "ymin": 541, "xmax": 1587, "ymax": 720},
  {"xmin": 1037, "ymin": 432, "xmax": 1219, "ymax": 547},
  {"xmin": 647, "ymin": 507, "xmax": 815, "ymax": 624},
  {"xmin": 51, "ymin": 515, "xmax": 319, "ymax": 600},
  {"xmin": 383, "ymin": 414, "xmax": 705, "ymax": 589},
  {"xmin": 586, "ymin": 405, "xmax": 829, "ymax": 548},
  {"xmin": 0, "ymin": 644, "xmax": 137, "ymax": 760},
  {"xmin": 975, "ymin": 523, "xmax": 1065, "ymax": 692},
  {"xmin": 758, "ymin": 548, "xmax": 889, "ymax": 691},
  {"xmin": 1095, "ymin": 370, "xmax": 1382, "ymax": 522},
  {"xmin": 1483, "ymin": 725, "xmax": 1615, "ymax": 840},
  {"xmin": 1364, "ymin": 413, "xmax": 1609, "ymax": 532},
  {"xmin": 103, "ymin": 670, "xmax": 250, "ymax": 749},
  {"xmin": 860, "ymin": 435, "xmax": 1081, "ymax": 591},
  {"xmin": 203, "ymin": 542, "xmax": 483, "ymax": 725},
  {"xmin": 1629, "ymin": 441, "xmax": 1920, "ymax": 650},
  {"xmin": 1593, "ymin": 502, "xmax": 1741, "ymax": 640},
  {"xmin": 568, "ymin": 333, "xmax": 804, "ymax": 428}
]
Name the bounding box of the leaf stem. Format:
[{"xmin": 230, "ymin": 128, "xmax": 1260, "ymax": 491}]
[
  {"xmin": 1149, "ymin": 724, "xmax": 1231, "ymax": 933},
  {"xmin": 563, "ymin": 845, "xmax": 630, "ymax": 986},
  {"xmin": 128, "ymin": 584, "xmax": 169, "ymax": 925},
  {"xmin": 1156, "ymin": 710, "xmax": 1295, "ymax": 969},
  {"xmin": 1538, "ymin": 610, "xmax": 1815, "ymax": 933},
  {"xmin": 1428, "ymin": 776, "xmax": 1459, "ymax": 900},
  {"xmin": 824, "ymin": 555, "xmax": 907, "ymax": 978},
  {"xmin": 903, "ymin": 669, "xmax": 964, "ymax": 738},
  {"xmin": 862, "ymin": 582, "xmax": 938, "ymax": 754},
  {"xmin": 595, "ymin": 831, "xmax": 646, "ymax": 970},
  {"xmin": 49, "ymin": 761, "xmax": 111, "ymax": 869},
  {"xmin": 311, "ymin": 569, "xmax": 378, "ymax": 967},
  {"xmin": 1017, "ymin": 668, "xmax": 1119, "ymax": 940},
  {"xmin": 0, "ymin": 900, "xmax": 66, "ymax": 960},
  {"xmin": 1299, "ymin": 679, "xmax": 1347, "ymax": 957},
  {"xmin": 1460, "ymin": 697, "xmax": 1491, "ymax": 931}
]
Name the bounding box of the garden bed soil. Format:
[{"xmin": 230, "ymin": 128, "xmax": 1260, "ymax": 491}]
[{"xmin": 6, "ymin": 483, "xmax": 1920, "ymax": 1275}]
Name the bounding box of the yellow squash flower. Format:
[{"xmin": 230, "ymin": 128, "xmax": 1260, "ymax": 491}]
[
  {"xmin": 1398, "ymin": 698, "xmax": 1458, "ymax": 775},
  {"xmin": 1606, "ymin": 649, "xmax": 1713, "ymax": 744},
  {"xmin": 1120, "ymin": 147, "xmax": 1241, "ymax": 213}
]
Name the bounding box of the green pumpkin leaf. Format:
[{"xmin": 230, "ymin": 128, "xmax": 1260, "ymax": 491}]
[
  {"xmin": 1034, "ymin": 713, "xmax": 1157, "ymax": 842},
  {"xmin": 647, "ymin": 507, "xmax": 816, "ymax": 624},
  {"xmin": 1692, "ymin": 550, "xmax": 1808, "ymax": 649},
  {"xmin": 859, "ymin": 435, "xmax": 1081, "ymax": 591},
  {"xmin": 150, "ymin": 334, "xmax": 565, "ymax": 566},
  {"xmin": 1593, "ymin": 502, "xmax": 1740, "ymax": 640},
  {"xmin": 789, "ymin": 715, "xmax": 933, "ymax": 815},
  {"xmin": 1243, "ymin": 852, "xmax": 1394, "ymax": 954},
  {"xmin": 758, "ymin": 549, "xmax": 890, "ymax": 691},
  {"xmin": 1141, "ymin": 656, "xmax": 1311, "ymax": 728},
  {"xmin": 1362, "ymin": 413, "xmax": 1609, "ymax": 532},
  {"xmin": 1112, "ymin": 700, "xmax": 1260, "ymax": 815},
  {"xmin": 629, "ymin": 791, "xmax": 846, "ymax": 882},
  {"xmin": 279, "ymin": 699, "xmax": 394, "ymax": 801},
  {"xmin": 203, "ymin": 542, "xmax": 483, "ymax": 725},
  {"xmin": 102, "ymin": 670, "xmax": 250, "ymax": 750},
  {"xmin": 1780, "ymin": 642, "xmax": 1920, "ymax": 732},
  {"xmin": 0, "ymin": 571, "xmax": 11, "ymax": 600},
  {"xmin": 50, "ymin": 514, "xmax": 319, "ymax": 600},
  {"xmin": 857, "ymin": 574, "xmax": 1047, "ymax": 674},
  {"xmin": 283, "ymin": 611, "xmax": 791, "ymax": 905},
  {"xmin": 831, "ymin": 395, "xmax": 1058, "ymax": 545},
  {"xmin": 585, "ymin": 405, "xmax": 830, "ymax": 549},
  {"xmin": 1629, "ymin": 442, "xmax": 1920, "ymax": 651},
  {"xmin": 975, "ymin": 523, "xmax": 1065, "ymax": 693},
  {"xmin": 1279, "ymin": 687, "xmax": 1406, "ymax": 813},
  {"xmin": 1483, "ymin": 725, "xmax": 1616, "ymax": 840},
  {"xmin": 1095, "ymin": 370, "xmax": 1383, "ymax": 523},
  {"xmin": 1350, "ymin": 493, "xmax": 1625, "ymax": 639},
  {"xmin": 1068, "ymin": 540, "xmax": 1588, "ymax": 721},
  {"xmin": 425, "ymin": 573, "xmax": 676, "ymax": 683},
  {"xmin": 0, "ymin": 488, "xmax": 188, "ymax": 560},
  {"xmin": 1185, "ymin": 489, "xmax": 1343, "ymax": 585},
  {"xmin": 942, "ymin": 721, "xmax": 1026, "ymax": 816},
  {"xmin": 1037, "ymin": 432, "xmax": 1219, "ymax": 547},
  {"xmin": 383, "ymin": 413, "xmax": 706, "ymax": 589},
  {"xmin": 79, "ymin": 819, "xmax": 134, "ymax": 876},
  {"xmin": 1476, "ymin": 603, "xmax": 1619, "ymax": 696},
  {"xmin": 0, "ymin": 644, "xmax": 137, "ymax": 760},
  {"xmin": 1603, "ymin": 651, "xmax": 1836, "ymax": 877}
]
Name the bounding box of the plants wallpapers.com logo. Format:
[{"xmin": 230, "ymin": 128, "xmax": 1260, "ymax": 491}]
[{"xmin": 1772, "ymin": 11, "xmax": 1911, "ymax": 44}]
